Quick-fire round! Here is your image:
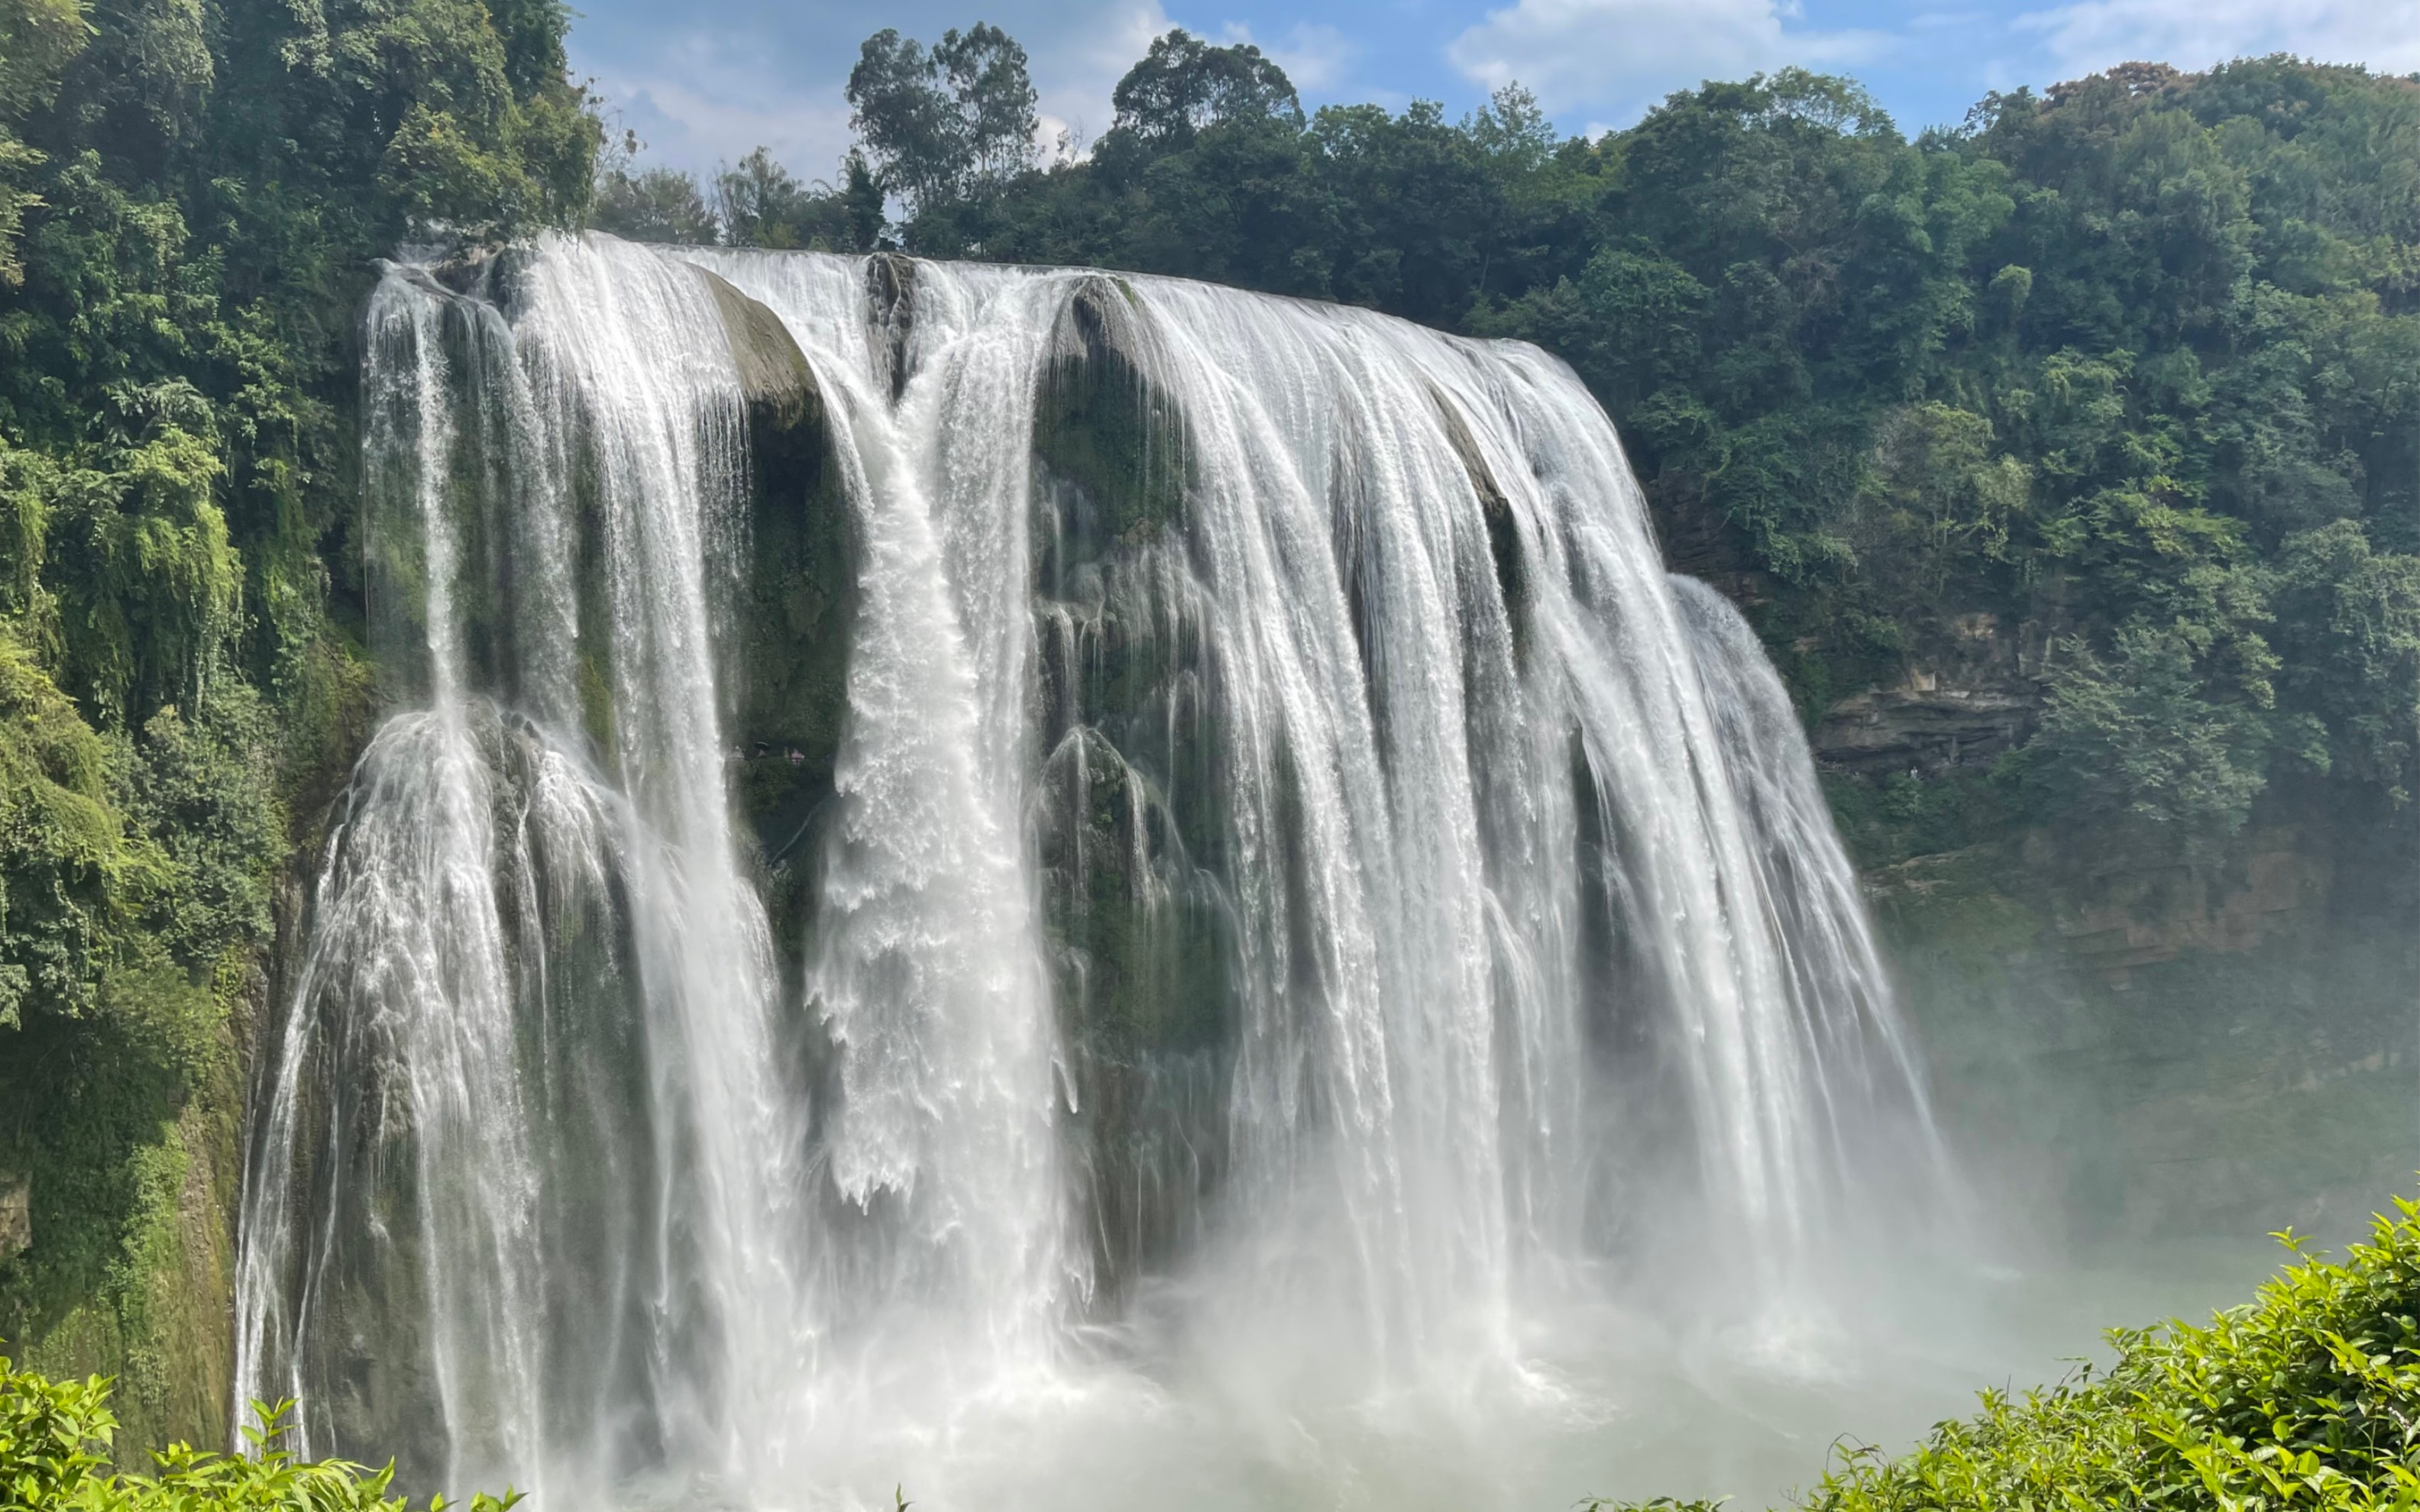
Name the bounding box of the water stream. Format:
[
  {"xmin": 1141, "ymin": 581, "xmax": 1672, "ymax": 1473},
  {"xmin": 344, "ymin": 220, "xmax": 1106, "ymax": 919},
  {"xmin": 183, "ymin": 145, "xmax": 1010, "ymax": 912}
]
[{"xmin": 236, "ymin": 234, "xmax": 1963, "ymax": 1510}]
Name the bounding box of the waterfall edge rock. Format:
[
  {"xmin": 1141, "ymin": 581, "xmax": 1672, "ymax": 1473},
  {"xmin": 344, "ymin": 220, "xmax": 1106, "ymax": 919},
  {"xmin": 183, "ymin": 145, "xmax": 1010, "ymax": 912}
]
[{"xmin": 698, "ymin": 267, "xmax": 852, "ymax": 866}]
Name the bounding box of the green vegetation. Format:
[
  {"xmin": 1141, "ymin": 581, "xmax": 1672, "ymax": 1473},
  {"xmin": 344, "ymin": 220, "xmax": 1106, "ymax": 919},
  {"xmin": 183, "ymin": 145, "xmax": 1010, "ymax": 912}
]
[
  {"xmin": 0, "ymin": 0, "xmax": 594, "ymax": 1455},
  {"xmin": 0, "ymin": 1351, "xmax": 516, "ymax": 1510},
  {"xmin": 1591, "ymin": 1196, "xmax": 2420, "ymax": 1510}
]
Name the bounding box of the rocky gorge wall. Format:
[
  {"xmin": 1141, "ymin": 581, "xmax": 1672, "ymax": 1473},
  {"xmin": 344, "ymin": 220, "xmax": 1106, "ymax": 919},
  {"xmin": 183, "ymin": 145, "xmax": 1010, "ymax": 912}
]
[
  {"xmin": 0, "ymin": 809, "xmax": 338, "ymax": 1462},
  {"xmin": 1787, "ymin": 604, "xmax": 2418, "ymax": 1250}
]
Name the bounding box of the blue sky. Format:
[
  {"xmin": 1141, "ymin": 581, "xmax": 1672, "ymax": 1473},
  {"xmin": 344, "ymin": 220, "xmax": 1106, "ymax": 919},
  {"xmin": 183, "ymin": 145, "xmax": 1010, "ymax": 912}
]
[{"xmin": 570, "ymin": 0, "xmax": 2420, "ymax": 181}]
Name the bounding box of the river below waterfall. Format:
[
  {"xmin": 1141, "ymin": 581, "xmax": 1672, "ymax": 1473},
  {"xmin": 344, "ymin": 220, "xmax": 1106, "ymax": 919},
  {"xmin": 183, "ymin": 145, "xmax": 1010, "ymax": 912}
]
[
  {"xmin": 814, "ymin": 1237, "xmax": 2274, "ymax": 1512},
  {"xmin": 225, "ymin": 232, "xmax": 2254, "ymax": 1510}
]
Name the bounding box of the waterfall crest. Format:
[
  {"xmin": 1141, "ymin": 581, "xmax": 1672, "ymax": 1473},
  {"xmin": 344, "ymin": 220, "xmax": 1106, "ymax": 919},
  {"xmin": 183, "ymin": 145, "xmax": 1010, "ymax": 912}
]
[{"xmin": 235, "ymin": 234, "xmax": 1949, "ymax": 1507}]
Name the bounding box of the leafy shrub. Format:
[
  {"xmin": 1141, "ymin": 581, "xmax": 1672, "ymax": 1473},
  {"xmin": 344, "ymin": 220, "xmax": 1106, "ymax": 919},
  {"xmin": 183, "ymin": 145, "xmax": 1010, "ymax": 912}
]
[
  {"xmin": 1593, "ymin": 1195, "xmax": 2420, "ymax": 1510},
  {"xmin": 0, "ymin": 629, "xmax": 128, "ymax": 1029},
  {"xmin": 0, "ymin": 1350, "xmax": 519, "ymax": 1510},
  {"xmin": 2273, "ymin": 522, "xmax": 2420, "ymax": 805}
]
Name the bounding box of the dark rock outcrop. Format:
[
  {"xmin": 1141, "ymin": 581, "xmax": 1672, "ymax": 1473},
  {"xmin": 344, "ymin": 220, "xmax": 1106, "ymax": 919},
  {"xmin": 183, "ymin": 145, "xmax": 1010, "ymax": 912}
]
[
  {"xmin": 702, "ymin": 269, "xmax": 818, "ymax": 432},
  {"xmin": 1427, "ymin": 384, "xmax": 1526, "ymax": 654},
  {"xmin": 1026, "ymin": 275, "xmax": 1233, "ymax": 1304},
  {"xmin": 1035, "ymin": 274, "xmax": 1191, "ymax": 543},
  {"xmin": 1813, "ymin": 613, "xmax": 2041, "ymax": 775},
  {"xmin": 1814, "ymin": 680, "xmax": 2038, "ymax": 775},
  {"xmin": 697, "ymin": 270, "xmax": 851, "ymax": 873},
  {"xmin": 867, "ymin": 252, "xmax": 916, "ymax": 402}
]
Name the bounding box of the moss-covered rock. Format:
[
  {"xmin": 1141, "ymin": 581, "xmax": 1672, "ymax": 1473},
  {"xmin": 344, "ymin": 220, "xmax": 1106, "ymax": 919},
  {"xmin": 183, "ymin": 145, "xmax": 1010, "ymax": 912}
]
[
  {"xmin": 1034, "ymin": 276, "xmax": 1191, "ymax": 548},
  {"xmin": 694, "ymin": 270, "xmax": 854, "ymax": 984},
  {"xmin": 1037, "ymin": 723, "xmax": 1232, "ymax": 1301},
  {"xmin": 1026, "ymin": 288, "xmax": 1233, "ymax": 1296},
  {"xmin": 0, "ymin": 658, "xmax": 285, "ymax": 1462},
  {"xmin": 1038, "ymin": 728, "xmax": 1229, "ymax": 1055},
  {"xmin": 16, "ymin": 1071, "xmax": 242, "ymax": 1461}
]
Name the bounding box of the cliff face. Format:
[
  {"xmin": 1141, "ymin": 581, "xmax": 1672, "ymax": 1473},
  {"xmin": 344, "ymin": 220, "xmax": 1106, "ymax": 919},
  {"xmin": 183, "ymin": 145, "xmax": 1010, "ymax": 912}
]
[
  {"xmin": 2, "ymin": 857, "xmax": 297, "ymax": 1462},
  {"xmin": 1028, "ymin": 275, "xmax": 1231, "ymax": 1299},
  {"xmin": 1813, "ymin": 673, "xmax": 2036, "ymax": 779},
  {"xmin": 1802, "ymin": 601, "xmax": 2040, "ymax": 777},
  {"xmin": 706, "ymin": 269, "xmax": 852, "ymax": 886},
  {"xmin": 1675, "ymin": 517, "xmax": 2057, "ymax": 788},
  {"xmin": 1760, "ymin": 576, "xmax": 2418, "ymax": 1250}
]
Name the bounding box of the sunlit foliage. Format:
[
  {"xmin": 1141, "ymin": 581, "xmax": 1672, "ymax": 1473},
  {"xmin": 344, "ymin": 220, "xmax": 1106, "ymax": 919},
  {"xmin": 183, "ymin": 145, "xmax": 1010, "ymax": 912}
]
[{"xmin": 1, "ymin": 1352, "xmax": 520, "ymax": 1510}]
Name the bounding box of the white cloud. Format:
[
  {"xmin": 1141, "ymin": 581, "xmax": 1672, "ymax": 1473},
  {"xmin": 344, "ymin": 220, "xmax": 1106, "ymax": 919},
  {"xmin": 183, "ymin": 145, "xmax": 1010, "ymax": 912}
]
[
  {"xmin": 1218, "ymin": 21, "xmax": 1360, "ymax": 93},
  {"xmin": 595, "ymin": 68, "xmax": 853, "ymax": 180},
  {"xmin": 1040, "ymin": 1, "xmax": 1173, "ymax": 155},
  {"xmin": 1446, "ymin": 0, "xmax": 1890, "ymax": 121},
  {"xmin": 576, "ymin": 0, "xmax": 1178, "ymax": 177},
  {"xmin": 2014, "ymin": 0, "xmax": 2420, "ymax": 78}
]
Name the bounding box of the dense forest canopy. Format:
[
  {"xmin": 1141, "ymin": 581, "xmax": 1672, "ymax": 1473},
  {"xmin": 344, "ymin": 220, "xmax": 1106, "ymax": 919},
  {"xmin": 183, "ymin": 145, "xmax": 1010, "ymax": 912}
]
[{"xmin": 0, "ymin": 0, "xmax": 2415, "ymax": 1452}]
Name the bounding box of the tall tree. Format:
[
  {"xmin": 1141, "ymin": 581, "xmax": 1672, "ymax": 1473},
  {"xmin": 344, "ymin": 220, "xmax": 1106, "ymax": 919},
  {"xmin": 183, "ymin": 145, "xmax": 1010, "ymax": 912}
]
[
  {"xmin": 592, "ymin": 129, "xmax": 718, "ymax": 243},
  {"xmin": 935, "ymin": 22, "xmax": 1037, "ymax": 186},
  {"xmin": 1109, "ymin": 28, "xmax": 1301, "ymax": 149},
  {"xmin": 0, "ymin": 0, "xmax": 86, "ymax": 285},
  {"xmin": 715, "ymin": 145, "xmax": 815, "ymax": 246},
  {"xmin": 846, "ymin": 21, "xmax": 1036, "ymax": 217}
]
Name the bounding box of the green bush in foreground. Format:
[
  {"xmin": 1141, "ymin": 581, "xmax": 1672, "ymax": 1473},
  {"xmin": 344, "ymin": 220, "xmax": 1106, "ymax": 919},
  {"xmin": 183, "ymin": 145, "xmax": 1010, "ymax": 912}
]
[
  {"xmin": 1604, "ymin": 1197, "xmax": 2420, "ymax": 1511},
  {"xmin": 0, "ymin": 1352, "xmax": 516, "ymax": 1511}
]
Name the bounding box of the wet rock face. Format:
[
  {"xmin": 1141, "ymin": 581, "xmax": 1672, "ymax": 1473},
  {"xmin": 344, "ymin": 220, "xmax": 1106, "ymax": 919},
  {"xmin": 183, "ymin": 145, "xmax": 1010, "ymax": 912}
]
[
  {"xmin": 1427, "ymin": 384, "xmax": 1526, "ymax": 653},
  {"xmin": 1025, "ymin": 279, "xmax": 1233, "ymax": 1303},
  {"xmin": 697, "ymin": 271, "xmax": 852, "ymax": 874},
  {"xmin": 425, "ymin": 244, "xmax": 508, "ymax": 298},
  {"xmin": 1814, "ymin": 683, "xmax": 2038, "ymax": 775},
  {"xmin": 1035, "ymin": 276, "xmax": 1191, "ymax": 542},
  {"xmin": 1813, "ymin": 613, "xmax": 2040, "ymax": 775},
  {"xmin": 866, "ymin": 253, "xmax": 915, "ymax": 402}
]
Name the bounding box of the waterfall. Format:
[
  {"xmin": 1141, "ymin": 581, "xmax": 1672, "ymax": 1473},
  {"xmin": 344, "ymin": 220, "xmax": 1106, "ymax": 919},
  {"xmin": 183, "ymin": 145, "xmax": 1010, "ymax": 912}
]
[
  {"xmin": 235, "ymin": 234, "xmax": 1949, "ymax": 1507},
  {"xmin": 1669, "ymin": 575, "xmax": 1949, "ymax": 1200}
]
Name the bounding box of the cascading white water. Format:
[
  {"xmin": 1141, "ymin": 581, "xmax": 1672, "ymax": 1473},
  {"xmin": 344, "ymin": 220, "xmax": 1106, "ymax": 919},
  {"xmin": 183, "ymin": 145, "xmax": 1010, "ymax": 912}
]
[
  {"xmin": 694, "ymin": 251, "xmax": 1073, "ymax": 1388},
  {"xmin": 1669, "ymin": 574, "xmax": 1950, "ymax": 1207},
  {"xmin": 236, "ymin": 242, "xmax": 817, "ymax": 1502},
  {"xmin": 236, "ymin": 234, "xmax": 1953, "ymax": 1510}
]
